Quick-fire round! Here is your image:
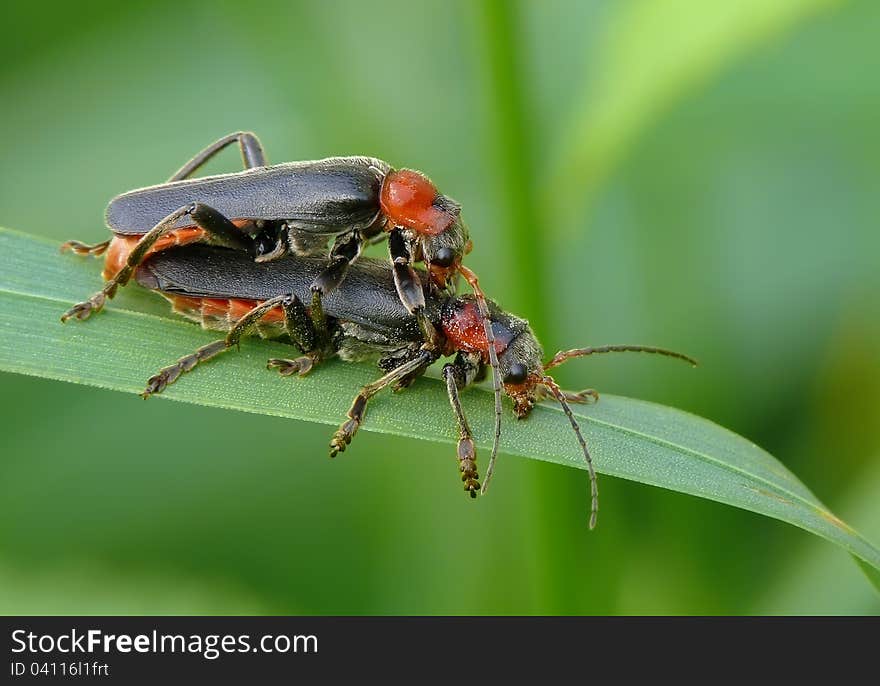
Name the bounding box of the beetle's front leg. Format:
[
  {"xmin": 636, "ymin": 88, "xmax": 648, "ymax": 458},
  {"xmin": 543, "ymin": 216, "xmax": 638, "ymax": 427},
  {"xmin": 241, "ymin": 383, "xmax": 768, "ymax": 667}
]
[
  {"xmin": 329, "ymin": 349, "xmax": 435, "ymax": 456},
  {"xmin": 443, "ymin": 352, "xmax": 483, "ymax": 497},
  {"xmin": 388, "ymin": 228, "xmax": 424, "ymax": 312},
  {"xmin": 388, "ymin": 228, "xmax": 441, "ymax": 351},
  {"xmin": 534, "ymin": 385, "xmax": 599, "ymax": 406},
  {"xmin": 562, "ymin": 389, "xmax": 599, "ymax": 404},
  {"xmin": 61, "ymin": 203, "xmax": 251, "ymax": 322}
]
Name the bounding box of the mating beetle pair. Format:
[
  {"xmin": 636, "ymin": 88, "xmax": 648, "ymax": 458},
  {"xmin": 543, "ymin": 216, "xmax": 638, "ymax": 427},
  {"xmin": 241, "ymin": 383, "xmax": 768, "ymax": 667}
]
[
  {"xmin": 61, "ymin": 133, "xmax": 696, "ymax": 527},
  {"xmin": 62, "ymin": 131, "xmax": 506, "ymax": 483}
]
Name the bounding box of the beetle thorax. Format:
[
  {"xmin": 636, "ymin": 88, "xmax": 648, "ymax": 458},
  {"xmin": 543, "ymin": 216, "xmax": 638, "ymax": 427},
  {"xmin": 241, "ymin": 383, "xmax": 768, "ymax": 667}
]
[{"xmin": 380, "ymin": 169, "xmax": 460, "ymax": 236}]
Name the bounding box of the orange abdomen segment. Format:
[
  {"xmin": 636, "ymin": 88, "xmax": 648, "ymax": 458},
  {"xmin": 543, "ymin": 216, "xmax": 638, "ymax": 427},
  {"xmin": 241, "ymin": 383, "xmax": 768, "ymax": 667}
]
[
  {"xmin": 167, "ymin": 294, "xmax": 284, "ymax": 330},
  {"xmin": 102, "ymin": 227, "xmax": 210, "ymax": 280}
]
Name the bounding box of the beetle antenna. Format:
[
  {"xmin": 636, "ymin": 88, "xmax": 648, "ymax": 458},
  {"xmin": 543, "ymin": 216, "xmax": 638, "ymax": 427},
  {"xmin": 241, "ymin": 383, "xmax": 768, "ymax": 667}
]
[
  {"xmin": 458, "ymin": 265, "xmax": 503, "ymax": 495},
  {"xmin": 543, "ymin": 375, "xmax": 598, "ymax": 530},
  {"xmin": 544, "ymin": 345, "xmax": 698, "ymax": 371}
]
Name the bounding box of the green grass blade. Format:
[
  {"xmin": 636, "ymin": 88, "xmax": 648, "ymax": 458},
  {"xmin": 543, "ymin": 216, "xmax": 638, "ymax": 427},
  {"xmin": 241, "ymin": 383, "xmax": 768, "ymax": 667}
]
[
  {"xmin": 1, "ymin": 227, "xmax": 879, "ymax": 576},
  {"xmin": 854, "ymin": 557, "xmax": 880, "ymax": 595}
]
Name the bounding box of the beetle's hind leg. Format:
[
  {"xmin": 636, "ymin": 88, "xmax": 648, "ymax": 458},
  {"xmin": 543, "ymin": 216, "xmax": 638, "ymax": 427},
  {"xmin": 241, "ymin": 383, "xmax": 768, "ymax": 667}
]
[
  {"xmin": 142, "ymin": 292, "xmax": 322, "ymax": 397},
  {"xmin": 169, "ymin": 131, "xmax": 267, "ymax": 181},
  {"xmin": 61, "ymin": 203, "xmax": 251, "ymax": 322},
  {"xmin": 60, "ymin": 239, "xmax": 111, "ymax": 256},
  {"xmin": 329, "ymin": 349, "xmax": 435, "ymax": 457},
  {"xmin": 142, "ymin": 295, "xmax": 287, "ymax": 397}
]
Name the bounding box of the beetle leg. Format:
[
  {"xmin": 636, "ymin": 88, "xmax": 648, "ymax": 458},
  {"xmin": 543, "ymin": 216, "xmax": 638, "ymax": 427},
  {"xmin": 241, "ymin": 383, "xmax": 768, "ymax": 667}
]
[
  {"xmin": 307, "ymin": 230, "xmax": 363, "ymax": 339},
  {"xmin": 443, "ymin": 353, "xmax": 483, "ymax": 497},
  {"xmin": 267, "ymin": 294, "xmax": 324, "ymax": 378},
  {"xmin": 62, "ymin": 203, "xmax": 251, "ymax": 322},
  {"xmin": 380, "ymin": 347, "xmax": 432, "ymax": 391},
  {"xmin": 142, "ymin": 295, "xmax": 289, "ymax": 397},
  {"xmin": 60, "ymin": 239, "xmax": 111, "ymax": 256},
  {"xmin": 534, "ymin": 384, "xmax": 599, "ymax": 405},
  {"xmin": 311, "ymin": 231, "xmax": 362, "ymax": 294},
  {"xmin": 388, "ymin": 228, "xmax": 442, "ymax": 351},
  {"xmin": 168, "ymin": 131, "xmax": 267, "ymax": 181},
  {"xmin": 306, "ymin": 231, "xmax": 363, "ymax": 345},
  {"xmin": 281, "ymin": 292, "xmax": 317, "ymax": 353},
  {"xmin": 62, "ymin": 131, "xmax": 265, "ymax": 265},
  {"xmin": 266, "ymin": 356, "xmax": 315, "ymax": 377},
  {"xmin": 329, "ymin": 349, "xmax": 435, "ymax": 456},
  {"xmin": 562, "ymin": 388, "xmax": 599, "ymax": 404},
  {"xmin": 388, "ymin": 228, "xmax": 425, "ymax": 313},
  {"xmin": 253, "ymin": 222, "xmax": 290, "ymax": 263}
]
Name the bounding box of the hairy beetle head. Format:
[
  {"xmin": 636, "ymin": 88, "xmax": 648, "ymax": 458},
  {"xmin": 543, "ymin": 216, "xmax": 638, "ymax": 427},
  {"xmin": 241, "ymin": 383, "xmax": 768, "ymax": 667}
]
[{"xmin": 497, "ymin": 325, "xmax": 545, "ymax": 418}]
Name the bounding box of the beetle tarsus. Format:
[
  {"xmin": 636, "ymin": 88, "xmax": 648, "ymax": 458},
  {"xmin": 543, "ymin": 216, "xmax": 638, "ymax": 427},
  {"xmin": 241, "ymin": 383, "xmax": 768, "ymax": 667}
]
[
  {"xmin": 60, "ymin": 289, "xmax": 109, "ymax": 322},
  {"xmin": 330, "ymin": 351, "xmax": 434, "ymax": 457},
  {"xmin": 457, "ymin": 436, "xmax": 480, "ymax": 498},
  {"xmin": 141, "ymin": 339, "xmax": 229, "ymax": 398},
  {"xmin": 330, "ymin": 394, "xmax": 366, "ymax": 457},
  {"xmin": 267, "ymin": 356, "xmax": 314, "ymax": 377},
  {"xmin": 60, "ymin": 239, "xmax": 111, "ymax": 256},
  {"xmin": 309, "ymin": 231, "xmax": 363, "ymax": 298},
  {"xmin": 329, "ymin": 418, "xmax": 359, "ymax": 457},
  {"xmin": 562, "ymin": 388, "xmax": 599, "ymax": 404}
]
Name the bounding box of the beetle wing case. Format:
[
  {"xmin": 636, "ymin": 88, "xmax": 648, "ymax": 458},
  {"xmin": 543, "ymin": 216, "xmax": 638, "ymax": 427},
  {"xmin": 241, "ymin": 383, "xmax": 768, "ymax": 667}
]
[
  {"xmin": 107, "ymin": 157, "xmax": 390, "ymax": 235},
  {"xmin": 136, "ymin": 244, "xmax": 432, "ymax": 340}
]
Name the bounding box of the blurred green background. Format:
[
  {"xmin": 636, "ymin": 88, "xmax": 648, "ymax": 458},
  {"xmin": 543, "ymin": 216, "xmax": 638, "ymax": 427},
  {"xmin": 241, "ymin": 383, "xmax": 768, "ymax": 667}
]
[{"xmin": 1, "ymin": 0, "xmax": 878, "ymax": 614}]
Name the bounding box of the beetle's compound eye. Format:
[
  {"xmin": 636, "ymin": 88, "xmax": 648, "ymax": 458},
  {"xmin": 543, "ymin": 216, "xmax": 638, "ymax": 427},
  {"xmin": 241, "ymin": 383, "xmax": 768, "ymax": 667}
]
[
  {"xmin": 503, "ymin": 363, "xmax": 529, "ymax": 385},
  {"xmin": 432, "ymin": 247, "xmax": 456, "ymax": 268}
]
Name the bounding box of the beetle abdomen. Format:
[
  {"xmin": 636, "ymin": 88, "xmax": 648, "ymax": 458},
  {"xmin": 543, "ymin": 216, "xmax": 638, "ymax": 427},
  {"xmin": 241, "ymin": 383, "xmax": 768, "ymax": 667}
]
[
  {"xmin": 162, "ymin": 293, "xmax": 287, "ymax": 338},
  {"xmin": 102, "ymin": 227, "xmax": 214, "ymax": 281}
]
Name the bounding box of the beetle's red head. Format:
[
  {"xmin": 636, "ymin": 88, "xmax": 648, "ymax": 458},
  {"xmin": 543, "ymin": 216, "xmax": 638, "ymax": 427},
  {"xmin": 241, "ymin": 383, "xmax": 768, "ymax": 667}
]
[{"xmin": 380, "ymin": 169, "xmax": 461, "ymax": 236}]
